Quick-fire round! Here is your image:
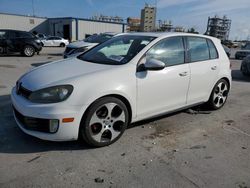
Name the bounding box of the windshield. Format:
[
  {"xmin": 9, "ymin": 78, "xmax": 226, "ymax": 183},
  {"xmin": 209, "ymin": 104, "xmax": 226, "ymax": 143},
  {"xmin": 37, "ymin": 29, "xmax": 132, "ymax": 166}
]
[
  {"xmin": 78, "ymin": 35, "xmax": 155, "ymax": 65},
  {"xmin": 84, "ymin": 34, "xmax": 113, "ymax": 43}
]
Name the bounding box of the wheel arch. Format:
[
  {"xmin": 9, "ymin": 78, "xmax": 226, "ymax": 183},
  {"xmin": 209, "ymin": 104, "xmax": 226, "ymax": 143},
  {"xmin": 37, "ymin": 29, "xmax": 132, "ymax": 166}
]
[
  {"xmin": 221, "ymin": 77, "xmax": 231, "ymax": 91},
  {"xmin": 78, "ymin": 93, "xmax": 133, "ymax": 139}
]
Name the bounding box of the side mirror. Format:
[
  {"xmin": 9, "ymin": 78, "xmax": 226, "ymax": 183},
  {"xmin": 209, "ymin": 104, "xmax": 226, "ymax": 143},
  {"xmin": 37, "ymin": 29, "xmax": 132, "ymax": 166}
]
[{"xmin": 138, "ymin": 58, "xmax": 165, "ymax": 72}]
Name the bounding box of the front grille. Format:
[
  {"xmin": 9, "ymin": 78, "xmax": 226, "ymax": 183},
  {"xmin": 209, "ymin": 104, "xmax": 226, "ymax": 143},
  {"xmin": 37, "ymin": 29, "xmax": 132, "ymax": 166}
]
[
  {"xmin": 13, "ymin": 107, "xmax": 51, "ymax": 133},
  {"xmin": 16, "ymin": 83, "xmax": 32, "ymax": 99}
]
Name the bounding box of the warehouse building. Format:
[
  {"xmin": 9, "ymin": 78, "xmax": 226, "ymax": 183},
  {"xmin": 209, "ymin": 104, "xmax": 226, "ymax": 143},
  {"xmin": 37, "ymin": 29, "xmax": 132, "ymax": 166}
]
[{"xmin": 0, "ymin": 12, "xmax": 126, "ymax": 41}]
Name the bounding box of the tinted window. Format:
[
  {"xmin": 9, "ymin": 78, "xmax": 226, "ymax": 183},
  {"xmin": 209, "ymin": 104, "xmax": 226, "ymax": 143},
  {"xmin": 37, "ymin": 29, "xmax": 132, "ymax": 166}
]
[
  {"xmin": 0, "ymin": 31, "xmax": 7, "ymax": 39},
  {"xmin": 84, "ymin": 34, "xmax": 113, "ymax": 43},
  {"xmin": 188, "ymin": 37, "xmax": 210, "ymax": 62},
  {"xmin": 15, "ymin": 31, "xmax": 34, "ymax": 38},
  {"xmin": 54, "ymin": 37, "xmax": 61, "ymax": 40},
  {"xmin": 207, "ymin": 39, "xmax": 218, "ymax": 59},
  {"xmin": 47, "ymin": 37, "xmax": 55, "ymax": 40},
  {"xmin": 146, "ymin": 37, "xmax": 185, "ymax": 66},
  {"xmin": 78, "ymin": 35, "xmax": 155, "ymax": 65}
]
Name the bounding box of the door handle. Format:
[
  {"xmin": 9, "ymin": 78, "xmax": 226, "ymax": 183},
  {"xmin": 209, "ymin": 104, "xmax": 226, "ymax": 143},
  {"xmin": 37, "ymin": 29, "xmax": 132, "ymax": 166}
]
[
  {"xmin": 179, "ymin": 72, "xmax": 188, "ymax": 76},
  {"xmin": 211, "ymin": 66, "xmax": 217, "ymax": 70}
]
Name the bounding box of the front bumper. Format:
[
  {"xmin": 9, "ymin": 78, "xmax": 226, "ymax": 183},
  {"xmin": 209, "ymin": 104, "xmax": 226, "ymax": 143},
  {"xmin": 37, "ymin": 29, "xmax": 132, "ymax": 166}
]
[{"xmin": 11, "ymin": 87, "xmax": 87, "ymax": 141}]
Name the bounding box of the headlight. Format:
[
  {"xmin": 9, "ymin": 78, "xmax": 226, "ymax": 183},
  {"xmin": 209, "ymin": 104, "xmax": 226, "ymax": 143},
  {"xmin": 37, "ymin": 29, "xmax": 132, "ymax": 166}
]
[
  {"xmin": 71, "ymin": 47, "xmax": 88, "ymax": 55},
  {"xmin": 35, "ymin": 39, "xmax": 41, "ymax": 43},
  {"xmin": 29, "ymin": 85, "xmax": 73, "ymax": 103}
]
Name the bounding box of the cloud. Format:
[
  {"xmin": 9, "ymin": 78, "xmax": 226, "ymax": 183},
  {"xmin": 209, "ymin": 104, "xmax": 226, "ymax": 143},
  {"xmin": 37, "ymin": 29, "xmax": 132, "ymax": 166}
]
[
  {"xmin": 86, "ymin": 0, "xmax": 93, "ymax": 6},
  {"xmin": 157, "ymin": 0, "xmax": 198, "ymax": 8},
  {"xmin": 157, "ymin": 0, "xmax": 250, "ymax": 40}
]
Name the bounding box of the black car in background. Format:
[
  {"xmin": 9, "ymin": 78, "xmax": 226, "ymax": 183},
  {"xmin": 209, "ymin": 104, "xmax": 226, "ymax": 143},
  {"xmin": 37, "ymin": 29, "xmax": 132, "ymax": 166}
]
[
  {"xmin": 241, "ymin": 55, "xmax": 250, "ymax": 76},
  {"xmin": 235, "ymin": 43, "xmax": 250, "ymax": 60},
  {"xmin": 0, "ymin": 29, "xmax": 42, "ymax": 57}
]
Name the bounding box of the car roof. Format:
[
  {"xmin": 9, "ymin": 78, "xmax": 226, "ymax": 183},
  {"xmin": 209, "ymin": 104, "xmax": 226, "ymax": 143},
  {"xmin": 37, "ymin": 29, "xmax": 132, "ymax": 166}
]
[{"xmin": 119, "ymin": 32, "xmax": 219, "ymax": 41}]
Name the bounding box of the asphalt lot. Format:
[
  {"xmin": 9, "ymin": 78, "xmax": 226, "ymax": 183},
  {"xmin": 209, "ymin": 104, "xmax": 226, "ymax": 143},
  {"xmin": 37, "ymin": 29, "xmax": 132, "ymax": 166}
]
[{"xmin": 0, "ymin": 47, "xmax": 250, "ymax": 188}]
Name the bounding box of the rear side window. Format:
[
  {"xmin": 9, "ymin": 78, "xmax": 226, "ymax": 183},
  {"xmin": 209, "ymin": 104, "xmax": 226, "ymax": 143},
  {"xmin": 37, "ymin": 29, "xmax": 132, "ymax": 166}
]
[
  {"xmin": 146, "ymin": 37, "xmax": 185, "ymax": 66},
  {"xmin": 187, "ymin": 37, "xmax": 210, "ymax": 62},
  {"xmin": 207, "ymin": 39, "xmax": 218, "ymax": 59}
]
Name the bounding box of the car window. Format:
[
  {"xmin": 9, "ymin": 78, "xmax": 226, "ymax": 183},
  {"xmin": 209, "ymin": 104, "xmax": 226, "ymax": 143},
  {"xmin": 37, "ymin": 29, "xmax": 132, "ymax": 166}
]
[
  {"xmin": 146, "ymin": 37, "xmax": 185, "ymax": 66},
  {"xmin": 84, "ymin": 34, "xmax": 113, "ymax": 43},
  {"xmin": 187, "ymin": 37, "xmax": 210, "ymax": 62},
  {"xmin": 78, "ymin": 35, "xmax": 155, "ymax": 65},
  {"xmin": 207, "ymin": 39, "xmax": 218, "ymax": 59},
  {"xmin": 47, "ymin": 37, "xmax": 54, "ymax": 40},
  {"xmin": 54, "ymin": 37, "xmax": 61, "ymax": 40},
  {"xmin": 0, "ymin": 31, "xmax": 7, "ymax": 39}
]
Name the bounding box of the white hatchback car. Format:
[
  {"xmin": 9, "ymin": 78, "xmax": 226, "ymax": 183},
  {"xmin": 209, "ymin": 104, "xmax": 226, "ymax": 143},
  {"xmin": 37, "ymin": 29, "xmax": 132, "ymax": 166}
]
[
  {"xmin": 41, "ymin": 36, "xmax": 69, "ymax": 47},
  {"xmin": 11, "ymin": 33, "xmax": 231, "ymax": 147}
]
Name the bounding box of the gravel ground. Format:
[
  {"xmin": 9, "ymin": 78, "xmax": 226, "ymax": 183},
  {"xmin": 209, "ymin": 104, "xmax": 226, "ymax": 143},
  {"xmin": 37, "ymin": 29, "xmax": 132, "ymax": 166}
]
[{"xmin": 0, "ymin": 47, "xmax": 250, "ymax": 188}]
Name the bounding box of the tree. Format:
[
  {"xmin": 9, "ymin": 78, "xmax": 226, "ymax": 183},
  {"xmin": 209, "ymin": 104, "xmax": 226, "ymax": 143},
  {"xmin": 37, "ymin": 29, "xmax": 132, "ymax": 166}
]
[{"xmin": 187, "ymin": 28, "xmax": 199, "ymax": 34}]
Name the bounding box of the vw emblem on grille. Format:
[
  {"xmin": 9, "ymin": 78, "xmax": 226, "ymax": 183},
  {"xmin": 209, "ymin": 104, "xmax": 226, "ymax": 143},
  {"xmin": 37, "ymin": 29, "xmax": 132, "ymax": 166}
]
[{"xmin": 16, "ymin": 82, "xmax": 22, "ymax": 95}]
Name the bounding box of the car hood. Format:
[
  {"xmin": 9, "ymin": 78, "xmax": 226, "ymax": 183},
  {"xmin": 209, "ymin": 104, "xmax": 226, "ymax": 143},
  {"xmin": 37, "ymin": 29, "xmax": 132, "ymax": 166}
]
[
  {"xmin": 67, "ymin": 41, "xmax": 98, "ymax": 48},
  {"xmin": 19, "ymin": 58, "xmax": 112, "ymax": 91}
]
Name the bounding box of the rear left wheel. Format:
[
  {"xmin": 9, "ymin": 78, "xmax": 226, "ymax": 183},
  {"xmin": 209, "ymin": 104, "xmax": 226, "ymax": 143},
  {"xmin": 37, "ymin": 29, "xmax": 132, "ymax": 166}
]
[
  {"xmin": 80, "ymin": 97, "xmax": 129, "ymax": 147},
  {"xmin": 206, "ymin": 79, "xmax": 229, "ymax": 110},
  {"xmin": 60, "ymin": 43, "xmax": 65, "ymax": 47}
]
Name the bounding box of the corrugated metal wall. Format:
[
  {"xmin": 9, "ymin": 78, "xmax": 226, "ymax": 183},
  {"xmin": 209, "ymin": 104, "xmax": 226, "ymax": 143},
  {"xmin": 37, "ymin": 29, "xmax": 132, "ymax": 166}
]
[
  {"xmin": 0, "ymin": 13, "xmax": 49, "ymax": 34},
  {"xmin": 77, "ymin": 20, "xmax": 124, "ymax": 39}
]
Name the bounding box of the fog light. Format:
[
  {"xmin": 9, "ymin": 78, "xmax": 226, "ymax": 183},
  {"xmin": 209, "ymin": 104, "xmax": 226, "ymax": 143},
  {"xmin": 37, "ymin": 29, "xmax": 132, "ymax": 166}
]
[{"xmin": 49, "ymin": 119, "xmax": 59, "ymax": 133}]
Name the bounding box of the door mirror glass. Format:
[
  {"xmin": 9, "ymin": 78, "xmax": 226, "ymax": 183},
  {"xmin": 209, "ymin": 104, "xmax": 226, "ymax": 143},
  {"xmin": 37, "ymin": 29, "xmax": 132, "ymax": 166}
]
[{"xmin": 138, "ymin": 58, "xmax": 165, "ymax": 71}]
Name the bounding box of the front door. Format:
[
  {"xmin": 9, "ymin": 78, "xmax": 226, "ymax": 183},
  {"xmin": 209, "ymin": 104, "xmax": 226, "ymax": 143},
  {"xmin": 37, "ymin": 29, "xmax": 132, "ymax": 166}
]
[{"xmin": 136, "ymin": 36, "xmax": 190, "ymax": 119}]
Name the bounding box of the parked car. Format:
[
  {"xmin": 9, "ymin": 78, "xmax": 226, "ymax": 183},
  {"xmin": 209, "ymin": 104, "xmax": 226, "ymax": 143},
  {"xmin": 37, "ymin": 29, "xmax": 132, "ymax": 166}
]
[
  {"xmin": 0, "ymin": 29, "xmax": 42, "ymax": 57},
  {"xmin": 235, "ymin": 44, "xmax": 250, "ymax": 59},
  {"xmin": 223, "ymin": 44, "xmax": 231, "ymax": 57},
  {"xmin": 41, "ymin": 36, "xmax": 69, "ymax": 47},
  {"xmin": 63, "ymin": 33, "xmax": 116, "ymax": 58},
  {"xmin": 11, "ymin": 33, "xmax": 231, "ymax": 147},
  {"xmin": 241, "ymin": 55, "xmax": 250, "ymax": 76}
]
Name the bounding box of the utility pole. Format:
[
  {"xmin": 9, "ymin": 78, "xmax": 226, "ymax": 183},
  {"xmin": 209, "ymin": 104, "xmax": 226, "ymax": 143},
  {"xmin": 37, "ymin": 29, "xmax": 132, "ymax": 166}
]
[{"xmin": 32, "ymin": 0, "xmax": 35, "ymax": 16}]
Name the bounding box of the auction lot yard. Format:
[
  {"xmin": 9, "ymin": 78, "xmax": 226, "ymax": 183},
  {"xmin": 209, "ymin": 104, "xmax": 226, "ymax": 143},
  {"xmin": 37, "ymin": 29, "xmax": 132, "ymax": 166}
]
[{"xmin": 0, "ymin": 47, "xmax": 250, "ymax": 188}]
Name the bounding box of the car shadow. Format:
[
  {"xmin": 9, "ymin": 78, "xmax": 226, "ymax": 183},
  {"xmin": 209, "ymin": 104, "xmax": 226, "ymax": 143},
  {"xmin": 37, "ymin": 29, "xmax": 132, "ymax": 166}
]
[
  {"xmin": 31, "ymin": 61, "xmax": 52, "ymax": 67},
  {"xmin": 232, "ymin": 70, "xmax": 250, "ymax": 82},
  {"xmin": 46, "ymin": 53, "xmax": 63, "ymax": 56},
  {"xmin": 0, "ymin": 93, "xmax": 209, "ymax": 154}
]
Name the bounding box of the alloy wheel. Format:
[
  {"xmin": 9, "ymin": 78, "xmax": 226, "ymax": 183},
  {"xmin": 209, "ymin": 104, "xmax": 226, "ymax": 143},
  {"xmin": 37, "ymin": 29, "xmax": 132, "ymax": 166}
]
[
  {"xmin": 24, "ymin": 47, "xmax": 34, "ymax": 56},
  {"xmin": 88, "ymin": 102, "xmax": 126, "ymax": 143},
  {"xmin": 213, "ymin": 82, "xmax": 228, "ymax": 108}
]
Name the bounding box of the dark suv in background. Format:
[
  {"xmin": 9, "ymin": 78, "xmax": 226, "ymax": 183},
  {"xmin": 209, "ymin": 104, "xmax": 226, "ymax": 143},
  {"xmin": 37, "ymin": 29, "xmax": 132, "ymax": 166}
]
[{"xmin": 0, "ymin": 29, "xmax": 42, "ymax": 57}]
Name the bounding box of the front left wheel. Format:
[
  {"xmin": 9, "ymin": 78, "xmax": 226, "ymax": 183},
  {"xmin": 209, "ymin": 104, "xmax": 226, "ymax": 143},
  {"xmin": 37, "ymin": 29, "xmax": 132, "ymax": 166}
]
[
  {"xmin": 80, "ymin": 97, "xmax": 129, "ymax": 147},
  {"xmin": 23, "ymin": 45, "xmax": 35, "ymax": 57}
]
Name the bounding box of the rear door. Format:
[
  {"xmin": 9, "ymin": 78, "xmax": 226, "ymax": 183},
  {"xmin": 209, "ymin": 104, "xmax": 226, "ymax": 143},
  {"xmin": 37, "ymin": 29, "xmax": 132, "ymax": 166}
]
[
  {"xmin": 44, "ymin": 37, "xmax": 54, "ymax": 46},
  {"xmin": 186, "ymin": 36, "xmax": 219, "ymax": 105},
  {"xmin": 53, "ymin": 37, "xmax": 61, "ymax": 46}
]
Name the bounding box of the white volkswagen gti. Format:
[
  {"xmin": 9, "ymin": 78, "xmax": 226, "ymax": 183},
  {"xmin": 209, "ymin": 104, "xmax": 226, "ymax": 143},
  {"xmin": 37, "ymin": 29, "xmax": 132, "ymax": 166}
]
[
  {"xmin": 41, "ymin": 36, "xmax": 69, "ymax": 47},
  {"xmin": 11, "ymin": 33, "xmax": 231, "ymax": 147}
]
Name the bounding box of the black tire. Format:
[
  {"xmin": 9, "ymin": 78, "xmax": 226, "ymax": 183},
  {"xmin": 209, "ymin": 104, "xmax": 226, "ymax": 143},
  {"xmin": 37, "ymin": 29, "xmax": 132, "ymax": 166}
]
[
  {"xmin": 206, "ymin": 79, "xmax": 229, "ymax": 110},
  {"xmin": 23, "ymin": 45, "xmax": 35, "ymax": 57},
  {"xmin": 80, "ymin": 97, "xmax": 129, "ymax": 147},
  {"xmin": 60, "ymin": 43, "xmax": 65, "ymax": 47}
]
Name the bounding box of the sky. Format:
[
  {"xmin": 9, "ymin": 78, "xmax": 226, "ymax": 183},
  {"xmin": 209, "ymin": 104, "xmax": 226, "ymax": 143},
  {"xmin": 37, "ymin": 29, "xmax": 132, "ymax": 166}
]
[{"xmin": 0, "ymin": 0, "xmax": 250, "ymax": 40}]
